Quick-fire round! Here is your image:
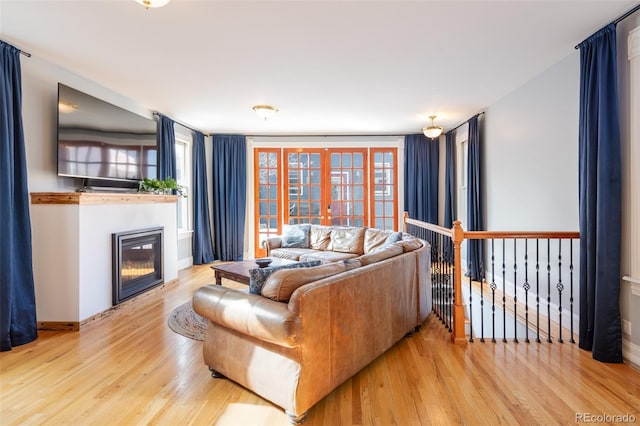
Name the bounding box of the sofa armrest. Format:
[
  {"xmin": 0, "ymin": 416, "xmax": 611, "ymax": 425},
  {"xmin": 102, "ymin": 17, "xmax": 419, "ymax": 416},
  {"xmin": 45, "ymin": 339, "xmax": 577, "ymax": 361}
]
[
  {"xmin": 262, "ymin": 237, "xmax": 283, "ymax": 256},
  {"xmin": 192, "ymin": 285, "xmax": 301, "ymax": 348}
]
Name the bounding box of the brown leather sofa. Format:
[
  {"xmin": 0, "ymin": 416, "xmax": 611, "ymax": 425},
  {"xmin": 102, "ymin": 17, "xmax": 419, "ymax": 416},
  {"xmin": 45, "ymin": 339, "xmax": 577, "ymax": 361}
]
[{"xmin": 193, "ymin": 231, "xmax": 431, "ymax": 424}]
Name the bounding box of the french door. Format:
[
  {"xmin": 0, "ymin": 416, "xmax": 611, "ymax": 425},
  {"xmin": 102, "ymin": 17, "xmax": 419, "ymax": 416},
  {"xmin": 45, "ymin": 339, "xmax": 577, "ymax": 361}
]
[{"xmin": 254, "ymin": 147, "xmax": 397, "ymax": 256}]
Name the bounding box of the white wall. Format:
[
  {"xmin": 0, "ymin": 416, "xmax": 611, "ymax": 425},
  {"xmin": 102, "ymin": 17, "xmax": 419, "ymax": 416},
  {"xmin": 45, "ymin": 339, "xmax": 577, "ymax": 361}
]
[{"xmin": 483, "ymin": 53, "xmax": 580, "ymax": 232}]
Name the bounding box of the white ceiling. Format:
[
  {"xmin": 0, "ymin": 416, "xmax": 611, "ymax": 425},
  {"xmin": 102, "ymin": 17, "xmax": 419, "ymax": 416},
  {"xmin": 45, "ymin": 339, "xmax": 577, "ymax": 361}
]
[{"xmin": 0, "ymin": 0, "xmax": 635, "ymax": 135}]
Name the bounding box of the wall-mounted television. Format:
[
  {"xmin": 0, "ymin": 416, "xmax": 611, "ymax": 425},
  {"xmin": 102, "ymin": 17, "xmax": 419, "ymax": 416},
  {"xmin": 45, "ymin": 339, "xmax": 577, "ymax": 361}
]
[{"xmin": 57, "ymin": 83, "xmax": 158, "ymax": 186}]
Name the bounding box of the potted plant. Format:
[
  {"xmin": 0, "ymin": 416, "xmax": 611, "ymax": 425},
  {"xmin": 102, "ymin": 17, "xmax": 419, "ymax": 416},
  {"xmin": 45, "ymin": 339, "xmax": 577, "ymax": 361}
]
[{"xmin": 139, "ymin": 177, "xmax": 185, "ymax": 197}]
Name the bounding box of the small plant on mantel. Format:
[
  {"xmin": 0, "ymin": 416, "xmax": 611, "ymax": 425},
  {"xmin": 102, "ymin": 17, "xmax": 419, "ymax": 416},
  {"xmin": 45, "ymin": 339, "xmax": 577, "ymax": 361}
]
[{"xmin": 139, "ymin": 177, "xmax": 186, "ymax": 197}]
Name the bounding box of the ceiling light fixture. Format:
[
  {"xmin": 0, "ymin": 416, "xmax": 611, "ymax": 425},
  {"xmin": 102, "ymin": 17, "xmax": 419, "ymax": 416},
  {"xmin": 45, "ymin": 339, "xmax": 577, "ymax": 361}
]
[
  {"xmin": 423, "ymin": 115, "xmax": 444, "ymax": 139},
  {"xmin": 253, "ymin": 105, "xmax": 279, "ymax": 121},
  {"xmin": 134, "ymin": 0, "xmax": 170, "ymax": 10}
]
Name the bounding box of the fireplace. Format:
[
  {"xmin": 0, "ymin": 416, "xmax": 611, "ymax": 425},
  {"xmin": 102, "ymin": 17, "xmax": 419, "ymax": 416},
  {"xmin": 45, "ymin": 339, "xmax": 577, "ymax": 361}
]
[{"xmin": 112, "ymin": 227, "xmax": 164, "ymax": 305}]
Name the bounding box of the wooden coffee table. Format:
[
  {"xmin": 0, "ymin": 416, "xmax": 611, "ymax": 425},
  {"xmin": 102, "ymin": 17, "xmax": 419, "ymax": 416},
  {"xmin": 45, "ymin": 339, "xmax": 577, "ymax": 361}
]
[{"xmin": 210, "ymin": 258, "xmax": 299, "ymax": 286}]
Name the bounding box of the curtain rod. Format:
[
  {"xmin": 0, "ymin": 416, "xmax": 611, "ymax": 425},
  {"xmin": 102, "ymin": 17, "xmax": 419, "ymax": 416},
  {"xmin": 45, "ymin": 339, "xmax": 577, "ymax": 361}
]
[
  {"xmin": 0, "ymin": 39, "xmax": 31, "ymax": 57},
  {"xmin": 574, "ymin": 3, "xmax": 640, "ymax": 49},
  {"xmin": 152, "ymin": 112, "xmax": 209, "ymax": 136},
  {"xmin": 447, "ymin": 111, "xmax": 485, "ymax": 135}
]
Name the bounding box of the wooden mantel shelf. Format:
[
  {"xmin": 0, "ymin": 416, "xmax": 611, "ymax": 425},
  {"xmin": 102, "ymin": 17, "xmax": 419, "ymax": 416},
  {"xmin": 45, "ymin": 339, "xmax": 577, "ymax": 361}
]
[{"xmin": 30, "ymin": 192, "xmax": 179, "ymax": 205}]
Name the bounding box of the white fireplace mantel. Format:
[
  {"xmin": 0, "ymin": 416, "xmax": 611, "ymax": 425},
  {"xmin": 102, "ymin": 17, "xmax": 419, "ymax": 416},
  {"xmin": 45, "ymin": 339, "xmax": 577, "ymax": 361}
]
[{"xmin": 30, "ymin": 192, "xmax": 179, "ymax": 328}]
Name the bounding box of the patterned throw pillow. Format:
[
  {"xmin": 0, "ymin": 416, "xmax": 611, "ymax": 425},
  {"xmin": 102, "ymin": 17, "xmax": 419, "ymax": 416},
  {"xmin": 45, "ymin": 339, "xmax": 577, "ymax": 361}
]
[
  {"xmin": 249, "ymin": 260, "xmax": 321, "ymax": 295},
  {"xmin": 281, "ymin": 224, "xmax": 311, "ymax": 248}
]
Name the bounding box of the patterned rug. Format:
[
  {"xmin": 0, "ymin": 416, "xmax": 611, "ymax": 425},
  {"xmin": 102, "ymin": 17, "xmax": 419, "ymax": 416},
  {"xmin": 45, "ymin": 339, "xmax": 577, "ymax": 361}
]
[{"xmin": 167, "ymin": 302, "xmax": 207, "ymax": 341}]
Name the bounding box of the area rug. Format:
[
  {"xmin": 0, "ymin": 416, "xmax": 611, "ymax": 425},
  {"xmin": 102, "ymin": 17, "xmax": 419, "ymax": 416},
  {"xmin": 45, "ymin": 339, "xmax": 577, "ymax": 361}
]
[{"xmin": 167, "ymin": 302, "xmax": 207, "ymax": 341}]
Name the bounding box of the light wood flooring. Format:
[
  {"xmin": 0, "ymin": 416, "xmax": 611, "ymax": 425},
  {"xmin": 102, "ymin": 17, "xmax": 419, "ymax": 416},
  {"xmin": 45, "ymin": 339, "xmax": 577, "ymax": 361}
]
[{"xmin": 1, "ymin": 264, "xmax": 639, "ymax": 425}]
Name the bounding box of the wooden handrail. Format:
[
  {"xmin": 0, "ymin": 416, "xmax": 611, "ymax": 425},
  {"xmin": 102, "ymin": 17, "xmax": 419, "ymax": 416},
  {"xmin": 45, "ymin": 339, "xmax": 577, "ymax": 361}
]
[
  {"xmin": 405, "ymin": 217, "xmax": 453, "ymax": 237},
  {"xmin": 463, "ymin": 230, "xmax": 580, "ymax": 240}
]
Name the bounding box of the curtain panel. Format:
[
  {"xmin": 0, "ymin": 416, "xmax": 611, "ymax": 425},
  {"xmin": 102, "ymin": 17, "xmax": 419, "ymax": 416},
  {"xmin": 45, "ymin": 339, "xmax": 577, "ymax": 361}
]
[
  {"xmin": 443, "ymin": 131, "xmax": 455, "ymax": 263},
  {"xmin": 212, "ymin": 134, "xmax": 246, "ymax": 261},
  {"xmin": 403, "ymin": 134, "xmax": 439, "ymax": 224},
  {"xmin": 192, "ymin": 131, "xmax": 214, "ymax": 264},
  {"xmin": 578, "ymin": 24, "xmax": 623, "ymax": 363},
  {"xmin": 466, "ymin": 115, "xmax": 484, "ymax": 281},
  {"xmin": 0, "ymin": 41, "xmax": 38, "ymax": 351},
  {"xmin": 158, "ymin": 115, "xmax": 176, "ymax": 180}
]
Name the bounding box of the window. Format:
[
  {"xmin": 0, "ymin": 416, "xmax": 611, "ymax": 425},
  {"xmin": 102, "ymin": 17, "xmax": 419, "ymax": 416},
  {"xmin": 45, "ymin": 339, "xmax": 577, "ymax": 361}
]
[{"xmin": 175, "ymin": 134, "xmax": 192, "ymax": 233}]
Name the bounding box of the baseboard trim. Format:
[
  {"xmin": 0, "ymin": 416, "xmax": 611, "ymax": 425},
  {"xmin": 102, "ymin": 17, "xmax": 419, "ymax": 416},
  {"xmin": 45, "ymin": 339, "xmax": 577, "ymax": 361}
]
[
  {"xmin": 37, "ymin": 276, "xmax": 181, "ymax": 332},
  {"xmin": 623, "ymin": 338, "xmax": 640, "ymax": 370},
  {"xmin": 79, "ymin": 277, "xmax": 180, "ymax": 327},
  {"xmin": 37, "ymin": 322, "xmax": 80, "ymax": 331}
]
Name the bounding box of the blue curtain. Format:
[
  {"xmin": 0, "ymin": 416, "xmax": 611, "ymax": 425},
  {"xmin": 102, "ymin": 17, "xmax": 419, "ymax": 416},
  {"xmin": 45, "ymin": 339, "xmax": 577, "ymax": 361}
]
[
  {"xmin": 443, "ymin": 131, "xmax": 455, "ymax": 263},
  {"xmin": 404, "ymin": 134, "xmax": 439, "ymax": 224},
  {"xmin": 467, "ymin": 115, "xmax": 484, "ymax": 280},
  {"xmin": 158, "ymin": 115, "xmax": 176, "ymax": 180},
  {"xmin": 212, "ymin": 135, "xmax": 246, "ymax": 261},
  {"xmin": 578, "ymin": 24, "xmax": 622, "ymax": 363},
  {"xmin": 192, "ymin": 132, "xmax": 214, "ymax": 264},
  {"xmin": 0, "ymin": 41, "xmax": 38, "ymax": 351}
]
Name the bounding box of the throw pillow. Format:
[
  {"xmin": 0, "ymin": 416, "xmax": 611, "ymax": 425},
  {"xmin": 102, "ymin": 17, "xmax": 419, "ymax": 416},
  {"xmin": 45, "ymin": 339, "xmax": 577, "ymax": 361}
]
[
  {"xmin": 249, "ymin": 260, "xmax": 321, "ymax": 295},
  {"xmin": 281, "ymin": 224, "xmax": 311, "ymax": 248},
  {"xmin": 383, "ymin": 231, "xmax": 403, "ymax": 247}
]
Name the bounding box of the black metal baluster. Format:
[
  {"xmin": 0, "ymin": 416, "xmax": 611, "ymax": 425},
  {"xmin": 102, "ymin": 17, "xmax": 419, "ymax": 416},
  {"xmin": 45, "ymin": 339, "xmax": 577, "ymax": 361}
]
[
  {"xmin": 547, "ymin": 240, "xmax": 552, "ymax": 343},
  {"xmin": 469, "ymin": 261, "xmax": 474, "ymax": 343},
  {"xmin": 513, "ymin": 239, "xmax": 518, "ymax": 343},
  {"xmin": 557, "ymin": 239, "xmax": 564, "ymax": 344},
  {"xmin": 480, "ymin": 268, "xmax": 485, "ymax": 343},
  {"xmin": 570, "ymin": 239, "xmax": 575, "ymax": 343},
  {"xmin": 502, "ymin": 239, "xmax": 507, "ymax": 343},
  {"xmin": 536, "ymin": 239, "xmax": 541, "ymax": 343},
  {"xmin": 448, "ymin": 250, "xmax": 453, "ymax": 333},
  {"xmin": 491, "ymin": 239, "xmax": 497, "ymax": 343},
  {"xmin": 524, "ymin": 239, "xmax": 530, "ymax": 343}
]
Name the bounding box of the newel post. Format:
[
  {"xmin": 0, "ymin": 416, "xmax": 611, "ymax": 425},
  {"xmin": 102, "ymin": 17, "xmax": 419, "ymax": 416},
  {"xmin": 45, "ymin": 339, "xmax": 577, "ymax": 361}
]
[
  {"xmin": 452, "ymin": 220, "xmax": 467, "ymax": 344},
  {"xmin": 403, "ymin": 211, "xmax": 409, "ymax": 233}
]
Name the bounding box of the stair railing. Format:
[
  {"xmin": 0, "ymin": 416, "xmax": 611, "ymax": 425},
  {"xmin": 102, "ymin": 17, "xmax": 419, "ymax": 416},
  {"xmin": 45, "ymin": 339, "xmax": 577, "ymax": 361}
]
[{"xmin": 403, "ymin": 213, "xmax": 580, "ymax": 344}]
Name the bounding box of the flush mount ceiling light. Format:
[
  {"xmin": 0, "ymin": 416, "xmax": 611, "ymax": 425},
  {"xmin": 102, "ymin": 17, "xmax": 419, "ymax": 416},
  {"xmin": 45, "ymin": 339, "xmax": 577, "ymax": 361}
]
[
  {"xmin": 423, "ymin": 115, "xmax": 444, "ymax": 139},
  {"xmin": 253, "ymin": 105, "xmax": 279, "ymax": 121},
  {"xmin": 134, "ymin": 0, "xmax": 170, "ymax": 10}
]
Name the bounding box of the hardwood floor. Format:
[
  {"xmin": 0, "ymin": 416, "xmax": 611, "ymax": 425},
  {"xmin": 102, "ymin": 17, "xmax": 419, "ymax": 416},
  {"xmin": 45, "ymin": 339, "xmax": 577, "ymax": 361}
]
[{"xmin": 1, "ymin": 265, "xmax": 639, "ymax": 425}]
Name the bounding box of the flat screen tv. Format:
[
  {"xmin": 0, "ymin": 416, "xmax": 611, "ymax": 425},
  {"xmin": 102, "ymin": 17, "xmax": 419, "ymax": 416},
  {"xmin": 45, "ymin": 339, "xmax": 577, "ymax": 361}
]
[{"xmin": 57, "ymin": 83, "xmax": 158, "ymax": 186}]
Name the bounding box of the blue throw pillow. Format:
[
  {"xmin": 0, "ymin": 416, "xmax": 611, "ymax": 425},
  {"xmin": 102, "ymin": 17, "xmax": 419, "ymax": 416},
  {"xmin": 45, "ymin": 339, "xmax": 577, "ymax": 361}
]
[
  {"xmin": 249, "ymin": 260, "xmax": 321, "ymax": 295},
  {"xmin": 281, "ymin": 224, "xmax": 311, "ymax": 248},
  {"xmin": 383, "ymin": 231, "xmax": 403, "ymax": 247}
]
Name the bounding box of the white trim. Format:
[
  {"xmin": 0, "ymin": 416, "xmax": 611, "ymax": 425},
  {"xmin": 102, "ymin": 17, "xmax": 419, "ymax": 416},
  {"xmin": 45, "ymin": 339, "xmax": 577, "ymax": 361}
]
[
  {"xmin": 629, "ymin": 26, "xmax": 640, "ymax": 60},
  {"xmin": 623, "ymin": 276, "xmax": 640, "ymax": 297},
  {"xmin": 177, "ymin": 257, "xmax": 193, "ymax": 271},
  {"xmin": 623, "ymin": 338, "xmax": 640, "ymax": 368}
]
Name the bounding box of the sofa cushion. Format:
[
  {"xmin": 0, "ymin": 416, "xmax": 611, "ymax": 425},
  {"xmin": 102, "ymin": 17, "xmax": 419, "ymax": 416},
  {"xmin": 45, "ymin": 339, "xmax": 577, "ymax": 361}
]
[
  {"xmin": 270, "ymin": 247, "xmax": 318, "ymax": 261},
  {"xmin": 393, "ymin": 237, "xmax": 423, "ymax": 253},
  {"xmin": 363, "ymin": 228, "xmax": 391, "ymax": 253},
  {"xmin": 281, "ymin": 224, "xmax": 311, "ymax": 248},
  {"xmin": 384, "ymin": 231, "xmax": 403, "ymax": 247},
  {"xmin": 249, "ymin": 260, "xmax": 321, "ymax": 294},
  {"xmin": 309, "ymin": 225, "xmax": 332, "ymax": 250},
  {"xmin": 299, "ymin": 251, "xmax": 359, "ymax": 264},
  {"xmin": 261, "ymin": 262, "xmax": 348, "ymax": 302},
  {"xmin": 359, "ymin": 244, "xmax": 404, "ymax": 266},
  {"xmin": 330, "ymin": 227, "xmax": 365, "ymax": 254}
]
